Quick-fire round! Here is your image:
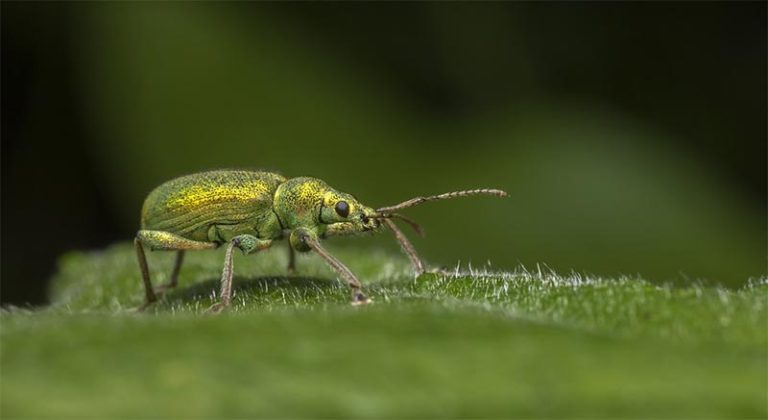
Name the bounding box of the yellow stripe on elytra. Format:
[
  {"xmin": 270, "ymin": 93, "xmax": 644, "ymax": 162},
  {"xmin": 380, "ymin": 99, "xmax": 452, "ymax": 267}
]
[{"xmin": 166, "ymin": 181, "xmax": 269, "ymax": 210}]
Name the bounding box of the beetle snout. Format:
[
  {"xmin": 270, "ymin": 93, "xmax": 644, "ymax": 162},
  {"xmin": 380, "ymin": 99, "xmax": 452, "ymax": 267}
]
[{"xmin": 360, "ymin": 214, "xmax": 380, "ymax": 230}]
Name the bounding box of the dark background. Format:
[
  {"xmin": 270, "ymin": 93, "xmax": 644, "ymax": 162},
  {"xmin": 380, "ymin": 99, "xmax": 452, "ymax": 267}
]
[{"xmin": 2, "ymin": 2, "xmax": 766, "ymax": 305}]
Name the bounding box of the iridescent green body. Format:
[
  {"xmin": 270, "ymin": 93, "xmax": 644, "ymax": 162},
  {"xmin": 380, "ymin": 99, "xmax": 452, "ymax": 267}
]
[
  {"xmin": 134, "ymin": 169, "xmax": 507, "ymax": 313},
  {"xmin": 141, "ymin": 170, "xmax": 287, "ymax": 244},
  {"xmin": 139, "ymin": 170, "xmax": 381, "ymax": 248},
  {"xmin": 135, "ymin": 169, "xmax": 383, "ymax": 312}
]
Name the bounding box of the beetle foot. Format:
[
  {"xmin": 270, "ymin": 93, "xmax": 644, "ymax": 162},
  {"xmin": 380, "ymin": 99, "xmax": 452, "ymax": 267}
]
[
  {"xmin": 351, "ymin": 292, "xmax": 372, "ymax": 306},
  {"xmin": 206, "ymin": 302, "xmax": 229, "ymax": 315},
  {"xmin": 128, "ymin": 300, "xmax": 156, "ymax": 313}
]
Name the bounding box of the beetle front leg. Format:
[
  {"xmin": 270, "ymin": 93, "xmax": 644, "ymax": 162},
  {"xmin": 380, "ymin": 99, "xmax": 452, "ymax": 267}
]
[
  {"xmin": 291, "ymin": 229, "xmax": 371, "ymax": 305},
  {"xmin": 207, "ymin": 234, "xmax": 272, "ymax": 315}
]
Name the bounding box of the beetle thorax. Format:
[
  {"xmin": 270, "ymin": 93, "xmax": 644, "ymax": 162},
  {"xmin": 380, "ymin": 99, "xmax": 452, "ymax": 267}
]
[{"xmin": 273, "ymin": 177, "xmax": 330, "ymax": 230}]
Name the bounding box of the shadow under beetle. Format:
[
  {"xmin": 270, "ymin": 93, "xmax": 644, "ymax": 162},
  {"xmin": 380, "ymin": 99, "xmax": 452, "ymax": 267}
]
[{"xmin": 135, "ymin": 170, "xmax": 507, "ymax": 313}]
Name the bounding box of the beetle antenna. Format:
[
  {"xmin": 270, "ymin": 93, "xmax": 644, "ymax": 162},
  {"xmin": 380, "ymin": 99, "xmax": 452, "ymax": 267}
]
[
  {"xmin": 376, "ymin": 188, "xmax": 508, "ymax": 214},
  {"xmin": 375, "ymin": 213, "xmax": 425, "ymax": 237}
]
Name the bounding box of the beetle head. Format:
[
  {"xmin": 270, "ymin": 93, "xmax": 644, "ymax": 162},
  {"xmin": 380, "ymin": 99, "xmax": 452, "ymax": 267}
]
[
  {"xmin": 274, "ymin": 177, "xmax": 381, "ymax": 233},
  {"xmin": 319, "ymin": 188, "xmax": 381, "ymax": 232}
]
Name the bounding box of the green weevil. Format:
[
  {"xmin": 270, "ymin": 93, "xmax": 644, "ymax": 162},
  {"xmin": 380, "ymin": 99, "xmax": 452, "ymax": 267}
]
[{"xmin": 135, "ymin": 169, "xmax": 507, "ymax": 313}]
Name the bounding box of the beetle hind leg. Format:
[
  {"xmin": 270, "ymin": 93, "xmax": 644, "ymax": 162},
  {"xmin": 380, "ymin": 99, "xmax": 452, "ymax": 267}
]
[
  {"xmin": 134, "ymin": 237, "xmax": 156, "ymax": 308},
  {"xmin": 134, "ymin": 230, "xmax": 218, "ymax": 310}
]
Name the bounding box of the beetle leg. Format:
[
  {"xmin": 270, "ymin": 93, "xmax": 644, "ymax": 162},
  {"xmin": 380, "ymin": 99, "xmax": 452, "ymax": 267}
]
[
  {"xmin": 134, "ymin": 230, "xmax": 218, "ymax": 310},
  {"xmin": 134, "ymin": 238, "xmax": 156, "ymax": 306},
  {"xmin": 153, "ymin": 251, "xmax": 185, "ymax": 294},
  {"xmin": 169, "ymin": 250, "xmax": 185, "ymax": 287},
  {"xmin": 206, "ymin": 241, "xmax": 237, "ymax": 315},
  {"xmin": 137, "ymin": 230, "xmax": 218, "ymax": 251},
  {"xmin": 207, "ymin": 234, "xmax": 272, "ymax": 315},
  {"xmin": 294, "ymin": 229, "xmax": 371, "ymax": 305}
]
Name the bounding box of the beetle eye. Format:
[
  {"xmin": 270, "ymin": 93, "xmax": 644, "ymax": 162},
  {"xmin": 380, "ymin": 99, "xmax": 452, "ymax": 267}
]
[{"xmin": 334, "ymin": 201, "xmax": 349, "ymax": 218}]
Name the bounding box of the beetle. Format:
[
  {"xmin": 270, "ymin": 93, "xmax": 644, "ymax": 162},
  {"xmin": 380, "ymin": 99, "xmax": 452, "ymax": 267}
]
[{"xmin": 135, "ymin": 169, "xmax": 507, "ymax": 313}]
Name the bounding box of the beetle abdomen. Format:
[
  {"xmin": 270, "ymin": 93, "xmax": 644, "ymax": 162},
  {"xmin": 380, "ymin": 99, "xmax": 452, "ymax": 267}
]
[{"xmin": 141, "ymin": 170, "xmax": 286, "ymax": 239}]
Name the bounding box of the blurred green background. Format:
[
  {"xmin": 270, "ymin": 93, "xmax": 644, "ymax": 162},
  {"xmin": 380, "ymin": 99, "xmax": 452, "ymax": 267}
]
[{"xmin": 2, "ymin": 2, "xmax": 765, "ymax": 305}]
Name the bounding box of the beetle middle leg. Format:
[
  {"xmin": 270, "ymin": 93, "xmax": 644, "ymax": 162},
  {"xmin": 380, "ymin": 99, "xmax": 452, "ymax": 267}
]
[
  {"xmin": 207, "ymin": 234, "xmax": 273, "ymax": 314},
  {"xmin": 134, "ymin": 230, "xmax": 217, "ymax": 308}
]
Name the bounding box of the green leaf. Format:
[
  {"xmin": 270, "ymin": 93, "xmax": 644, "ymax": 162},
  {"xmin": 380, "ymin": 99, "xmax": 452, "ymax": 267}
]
[{"xmin": 2, "ymin": 243, "xmax": 765, "ymax": 418}]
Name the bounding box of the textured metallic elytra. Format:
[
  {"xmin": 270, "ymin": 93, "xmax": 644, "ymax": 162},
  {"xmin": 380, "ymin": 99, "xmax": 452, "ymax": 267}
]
[
  {"xmin": 141, "ymin": 171, "xmax": 286, "ymax": 242},
  {"xmin": 134, "ymin": 169, "xmax": 508, "ymax": 313}
]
